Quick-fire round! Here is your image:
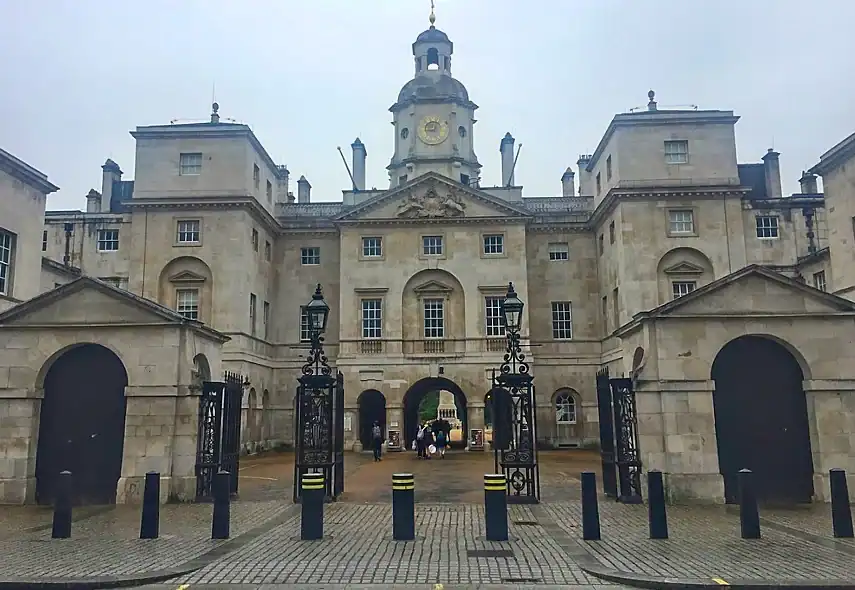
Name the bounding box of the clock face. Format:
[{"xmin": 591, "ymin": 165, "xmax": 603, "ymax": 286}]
[{"xmin": 417, "ymin": 115, "xmax": 449, "ymax": 145}]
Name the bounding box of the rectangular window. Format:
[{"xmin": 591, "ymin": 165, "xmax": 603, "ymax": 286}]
[
  {"xmin": 483, "ymin": 234, "xmax": 504, "ymax": 255},
  {"xmin": 100, "ymin": 277, "xmax": 123, "ymax": 288},
  {"xmin": 596, "ymin": 172, "xmax": 602, "ymax": 195},
  {"xmin": 423, "ymin": 298, "xmax": 445, "ymax": 339},
  {"xmin": 664, "ymin": 140, "xmax": 689, "ymax": 164},
  {"xmin": 251, "ymin": 228, "xmax": 259, "ymax": 252},
  {"xmin": 253, "ymin": 164, "xmax": 260, "ymax": 189},
  {"xmin": 263, "ymin": 300, "xmax": 270, "ymax": 339},
  {"xmin": 300, "ymin": 246, "xmax": 320, "ymax": 265},
  {"xmin": 249, "ymin": 293, "xmax": 257, "ymax": 336},
  {"xmin": 548, "ymin": 242, "xmax": 569, "ymax": 261},
  {"xmin": 0, "ymin": 229, "xmax": 14, "ymax": 296},
  {"xmin": 399, "ymin": 175, "xmax": 408, "ymax": 186},
  {"xmin": 176, "ymin": 220, "xmax": 201, "ymax": 243},
  {"xmin": 266, "ymin": 180, "xmax": 273, "ymax": 202},
  {"xmin": 609, "ymin": 221, "xmax": 615, "ymax": 244},
  {"xmin": 42, "ymin": 230, "xmax": 47, "ymax": 252},
  {"xmin": 813, "ymin": 270, "xmax": 827, "ymax": 292},
  {"xmin": 601, "ymin": 295, "xmax": 608, "ymax": 331},
  {"xmin": 551, "ymin": 301, "xmax": 573, "ymax": 340},
  {"xmin": 612, "ymin": 287, "xmax": 619, "ymax": 329},
  {"xmin": 179, "ymin": 152, "xmax": 202, "ymax": 175},
  {"xmin": 668, "ymin": 210, "xmax": 695, "ymax": 234},
  {"xmin": 361, "ymin": 298, "xmax": 383, "ymax": 339},
  {"xmin": 264, "ymin": 241, "xmax": 271, "ymax": 261},
  {"xmin": 460, "ymin": 173, "xmax": 470, "ymax": 186},
  {"xmin": 606, "ymin": 155, "xmax": 613, "ymax": 180},
  {"xmin": 299, "ymin": 307, "xmax": 311, "ymax": 342},
  {"xmin": 362, "ymin": 237, "xmax": 382, "ymax": 257},
  {"xmin": 422, "ymin": 235, "xmax": 443, "ymax": 256},
  {"xmin": 485, "ymin": 296, "xmax": 505, "ymax": 338},
  {"xmin": 176, "ymin": 288, "xmax": 199, "ymax": 320},
  {"xmin": 672, "ymin": 281, "xmax": 696, "ymax": 299},
  {"xmin": 96, "ymin": 229, "xmax": 119, "ymax": 252},
  {"xmin": 598, "ymin": 234, "xmax": 604, "ymax": 255},
  {"xmin": 755, "ymin": 216, "xmax": 779, "ymax": 239}
]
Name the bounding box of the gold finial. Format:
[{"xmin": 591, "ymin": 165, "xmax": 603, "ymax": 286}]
[{"xmin": 429, "ymin": 0, "xmax": 436, "ymax": 26}]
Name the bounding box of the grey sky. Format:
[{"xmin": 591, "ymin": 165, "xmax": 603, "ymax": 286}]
[{"xmin": 2, "ymin": 0, "xmax": 853, "ymax": 209}]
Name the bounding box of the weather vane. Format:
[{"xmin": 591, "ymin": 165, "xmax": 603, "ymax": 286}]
[{"xmin": 429, "ymin": 0, "xmax": 436, "ymax": 26}]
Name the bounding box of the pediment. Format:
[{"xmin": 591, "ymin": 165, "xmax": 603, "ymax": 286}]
[
  {"xmin": 336, "ymin": 172, "xmax": 532, "ymax": 222},
  {"xmin": 647, "ymin": 266, "xmax": 855, "ymax": 317},
  {"xmin": 663, "ymin": 261, "xmax": 705, "ymax": 275},
  {"xmin": 169, "ymin": 270, "xmax": 207, "ymax": 283},
  {"xmin": 413, "ymin": 279, "xmax": 454, "ymax": 294}
]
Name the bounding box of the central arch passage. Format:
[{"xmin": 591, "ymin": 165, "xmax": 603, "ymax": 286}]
[{"xmin": 402, "ymin": 377, "xmax": 468, "ymax": 448}]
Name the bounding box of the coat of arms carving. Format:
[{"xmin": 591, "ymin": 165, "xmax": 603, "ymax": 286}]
[{"xmin": 396, "ymin": 186, "xmax": 467, "ymax": 218}]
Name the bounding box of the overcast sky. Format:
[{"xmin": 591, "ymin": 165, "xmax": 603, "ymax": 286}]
[{"xmin": 2, "ymin": 0, "xmax": 853, "ymax": 209}]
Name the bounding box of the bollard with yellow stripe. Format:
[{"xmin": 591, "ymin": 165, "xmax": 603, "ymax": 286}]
[
  {"xmin": 392, "ymin": 473, "xmax": 415, "ymax": 541},
  {"xmin": 484, "ymin": 473, "xmax": 509, "ymax": 541},
  {"xmin": 300, "ymin": 472, "xmax": 325, "ymax": 540}
]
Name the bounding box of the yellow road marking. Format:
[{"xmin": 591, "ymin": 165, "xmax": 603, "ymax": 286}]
[
  {"xmin": 712, "ymin": 577, "xmax": 729, "ymax": 585},
  {"xmin": 176, "ymin": 585, "xmax": 190, "ymax": 590}
]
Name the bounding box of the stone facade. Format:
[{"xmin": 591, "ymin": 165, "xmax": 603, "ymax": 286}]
[{"xmin": 1, "ymin": 18, "xmax": 854, "ymax": 504}]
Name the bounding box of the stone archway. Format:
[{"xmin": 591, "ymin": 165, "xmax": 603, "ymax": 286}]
[
  {"xmin": 357, "ymin": 390, "xmax": 387, "ymax": 449},
  {"xmin": 35, "ymin": 344, "xmax": 128, "ymax": 505},
  {"xmin": 553, "ymin": 388, "xmax": 580, "ymax": 447},
  {"xmin": 402, "ymin": 377, "xmax": 468, "ymax": 447},
  {"xmin": 711, "ymin": 335, "xmax": 814, "ymax": 504}
]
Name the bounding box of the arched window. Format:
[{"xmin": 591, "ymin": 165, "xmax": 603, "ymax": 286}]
[
  {"xmin": 427, "ymin": 48, "xmax": 440, "ymax": 70},
  {"xmin": 555, "ymin": 391, "xmax": 576, "ymax": 424}
]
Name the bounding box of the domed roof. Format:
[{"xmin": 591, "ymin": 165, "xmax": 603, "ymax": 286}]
[
  {"xmin": 415, "ymin": 26, "xmax": 450, "ymax": 45},
  {"xmin": 396, "ymin": 74, "xmax": 469, "ymax": 104}
]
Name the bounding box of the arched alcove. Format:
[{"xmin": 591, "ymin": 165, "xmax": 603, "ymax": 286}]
[
  {"xmin": 553, "ymin": 388, "xmax": 581, "ymax": 447},
  {"xmin": 656, "ymin": 247, "xmax": 714, "ymax": 304},
  {"xmin": 401, "ymin": 269, "xmax": 466, "ymax": 349},
  {"xmin": 357, "ymin": 390, "xmax": 387, "ymax": 449},
  {"xmin": 247, "ymin": 387, "xmax": 259, "ymax": 443},
  {"xmin": 402, "ymin": 377, "xmax": 468, "ymax": 447},
  {"xmin": 261, "ymin": 389, "xmax": 271, "ymax": 442},
  {"xmin": 157, "ymin": 256, "xmax": 214, "ymax": 323}
]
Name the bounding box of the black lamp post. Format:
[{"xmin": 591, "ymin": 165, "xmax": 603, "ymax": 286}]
[
  {"xmin": 491, "ymin": 281, "xmax": 540, "ymax": 503},
  {"xmin": 303, "ymin": 284, "xmax": 331, "ymax": 377}
]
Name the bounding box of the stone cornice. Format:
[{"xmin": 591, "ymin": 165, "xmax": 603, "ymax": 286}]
[
  {"xmin": 0, "ymin": 147, "xmax": 60, "ymax": 194},
  {"xmin": 335, "ymin": 216, "xmax": 528, "ymax": 228},
  {"xmin": 743, "ymin": 195, "xmax": 825, "ymax": 211},
  {"xmin": 809, "ymin": 131, "xmax": 855, "ymax": 176},
  {"xmin": 127, "ymin": 195, "xmax": 282, "ymax": 235}
]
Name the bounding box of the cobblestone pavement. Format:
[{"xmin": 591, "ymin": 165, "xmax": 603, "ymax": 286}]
[
  {"xmin": 542, "ymin": 499, "xmax": 855, "ymax": 585},
  {"xmin": 174, "ymin": 503, "xmax": 611, "ymax": 587},
  {"xmin": 139, "ymin": 584, "xmax": 634, "ymax": 589}
]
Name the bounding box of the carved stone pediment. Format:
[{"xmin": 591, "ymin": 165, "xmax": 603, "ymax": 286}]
[
  {"xmin": 396, "ymin": 182, "xmax": 467, "ymax": 219},
  {"xmin": 663, "ymin": 261, "xmax": 706, "ymax": 275},
  {"xmin": 413, "ymin": 279, "xmax": 454, "ymax": 294},
  {"xmin": 168, "ymin": 270, "xmax": 208, "ymax": 283}
]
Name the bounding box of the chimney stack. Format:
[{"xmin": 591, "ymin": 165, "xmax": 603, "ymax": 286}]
[
  {"xmin": 86, "ymin": 189, "xmax": 101, "ymax": 213},
  {"xmin": 561, "ymin": 167, "xmax": 576, "ymax": 197},
  {"xmin": 101, "ymin": 159, "xmax": 122, "ymax": 212},
  {"xmin": 799, "ymin": 170, "xmax": 818, "ymax": 194},
  {"xmin": 275, "ymin": 165, "xmax": 290, "ymax": 205},
  {"xmin": 297, "ymin": 175, "xmax": 312, "ymax": 203},
  {"xmin": 762, "ymin": 148, "xmax": 782, "ymax": 199},
  {"xmin": 500, "ymin": 132, "xmax": 515, "ymax": 186},
  {"xmin": 351, "ymin": 138, "xmax": 367, "ymax": 191},
  {"xmin": 576, "ymin": 154, "xmax": 592, "ymax": 195}
]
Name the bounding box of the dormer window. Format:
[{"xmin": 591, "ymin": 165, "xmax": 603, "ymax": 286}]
[{"xmin": 427, "ymin": 48, "xmax": 440, "ymax": 71}]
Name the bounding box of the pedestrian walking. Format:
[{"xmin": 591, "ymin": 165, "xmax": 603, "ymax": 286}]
[{"xmin": 371, "ymin": 421, "xmax": 384, "ymax": 462}]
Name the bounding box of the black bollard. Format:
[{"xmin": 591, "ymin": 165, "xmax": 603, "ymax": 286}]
[
  {"xmin": 581, "ymin": 471, "xmax": 601, "ymax": 541},
  {"xmin": 647, "ymin": 470, "xmax": 668, "ymax": 539},
  {"xmin": 738, "ymin": 468, "xmax": 760, "ymax": 539},
  {"xmin": 392, "ymin": 473, "xmax": 415, "ymax": 541},
  {"xmin": 300, "ymin": 472, "xmax": 325, "ymax": 541},
  {"xmin": 51, "ymin": 470, "xmax": 73, "ymax": 539},
  {"xmin": 139, "ymin": 471, "xmax": 160, "ymax": 539},
  {"xmin": 211, "ymin": 470, "xmax": 231, "ymax": 540},
  {"xmin": 484, "ymin": 473, "xmax": 508, "ymax": 542},
  {"xmin": 830, "ymin": 468, "xmax": 854, "ymax": 538}
]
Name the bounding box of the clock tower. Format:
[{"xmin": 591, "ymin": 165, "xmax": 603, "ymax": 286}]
[{"xmin": 387, "ymin": 8, "xmax": 481, "ymax": 188}]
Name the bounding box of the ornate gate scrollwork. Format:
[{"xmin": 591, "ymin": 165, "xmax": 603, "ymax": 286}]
[
  {"xmin": 594, "ymin": 368, "xmax": 643, "ymax": 504},
  {"xmin": 195, "ymin": 371, "xmax": 245, "ymax": 501}
]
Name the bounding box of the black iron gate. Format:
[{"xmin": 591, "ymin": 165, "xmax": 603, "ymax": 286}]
[
  {"xmin": 195, "ymin": 371, "xmax": 245, "ymax": 501},
  {"xmin": 595, "ymin": 369, "xmax": 643, "ymax": 504},
  {"xmin": 293, "ymin": 357, "xmax": 345, "ymax": 502}
]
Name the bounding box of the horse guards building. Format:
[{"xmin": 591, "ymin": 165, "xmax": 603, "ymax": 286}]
[{"xmin": 1, "ymin": 14, "xmax": 854, "ymax": 507}]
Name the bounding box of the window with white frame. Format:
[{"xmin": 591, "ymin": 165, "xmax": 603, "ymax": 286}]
[
  {"xmin": 362, "ymin": 236, "xmax": 382, "ymax": 257},
  {"xmin": 176, "ymin": 220, "xmax": 201, "ymax": 243},
  {"xmin": 548, "ymin": 242, "xmax": 569, "ymax": 261},
  {"xmin": 0, "ymin": 229, "xmax": 15, "ymax": 296},
  {"xmin": 664, "ymin": 140, "xmax": 689, "ymax": 164},
  {"xmin": 813, "ymin": 270, "xmax": 827, "ymax": 292},
  {"xmin": 555, "ymin": 391, "xmax": 577, "ymax": 424},
  {"xmin": 96, "ymin": 229, "xmax": 119, "ymax": 252},
  {"xmin": 179, "ymin": 153, "xmax": 202, "ymax": 175},
  {"xmin": 299, "ymin": 307, "xmax": 311, "ymax": 342},
  {"xmin": 300, "ymin": 246, "xmax": 320, "ymax": 265},
  {"xmin": 755, "ymin": 216, "xmax": 779, "ymax": 239},
  {"xmin": 672, "ymin": 281, "xmax": 696, "ymax": 299},
  {"xmin": 668, "ymin": 210, "xmax": 695, "ymax": 234},
  {"xmin": 423, "ymin": 298, "xmax": 445, "ymax": 339},
  {"xmin": 483, "ymin": 234, "xmax": 504, "ymax": 255},
  {"xmin": 551, "ymin": 301, "xmax": 573, "ymax": 340},
  {"xmin": 176, "ymin": 288, "xmax": 199, "ymax": 320},
  {"xmin": 361, "ymin": 298, "xmax": 382, "ymax": 339},
  {"xmin": 422, "ymin": 235, "xmax": 443, "ymax": 256},
  {"xmin": 485, "ymin": 296, "xmax": 504, "ymax": 337}
]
